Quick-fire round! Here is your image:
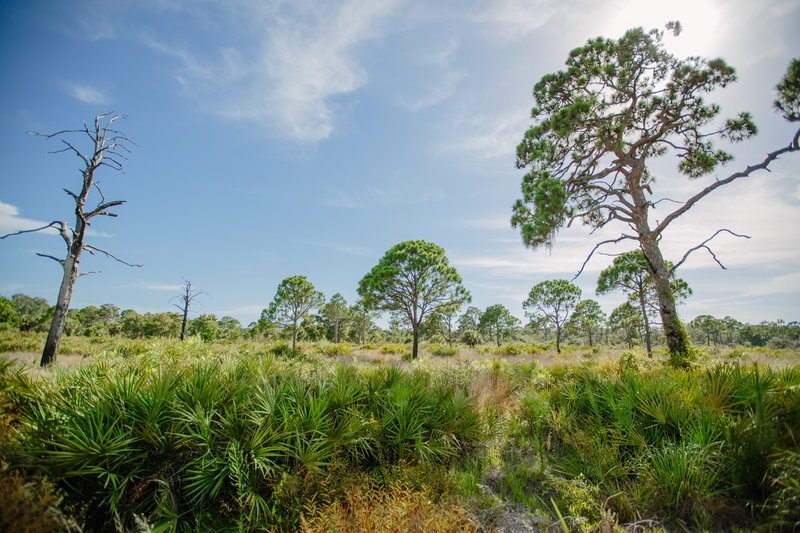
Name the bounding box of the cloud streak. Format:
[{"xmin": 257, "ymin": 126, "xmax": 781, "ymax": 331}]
[
  {"xmin": 143, "ymin": 0, "xmax": 401, "ymax": 141},
  {"xmin": 65, "ymin": 84, "xmax": 110, "ymax": 105}
]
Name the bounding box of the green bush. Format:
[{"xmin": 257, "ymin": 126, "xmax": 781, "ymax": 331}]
[
  {"xmin": 316, "ymin": 343, "xmax": 354, "ymax": 357},
  {"xmin": 380, "ymin": 343, "xmax": 407, "ymax": 355},
  {"xmin": 428, "ymin": 344, "xmax": 458, "ymax": 357},
  {"xmin": 1, "ymin": 358, "xmax": 483, "ymax": 531}
]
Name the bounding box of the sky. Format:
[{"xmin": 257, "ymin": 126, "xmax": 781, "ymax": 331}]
[{"xmin": 1, "ymin": 0, "xmax": 799, "ymax": 328}]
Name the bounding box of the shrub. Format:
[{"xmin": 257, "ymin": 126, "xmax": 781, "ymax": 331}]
[
  {"xmin": 380, "ymin": 343, "xmax": 406, "ymax": 355},
  {"xmin": 317, "ymin": 343, "xmax": 354, "ymax": 357},
  {"xmin": 299, "ymin": 480, "xmax": 480, "ymax": 532},
  {"xmin": 429, "ymin": 344, "xmax": 458, "ymax": 357},
  {"xmin": 491, "ymin": 344, "xmax": 523, "ymax": 356},
  {"xmin": 461, "ymin": 330, "xmax": 480, "ymax": 348}
]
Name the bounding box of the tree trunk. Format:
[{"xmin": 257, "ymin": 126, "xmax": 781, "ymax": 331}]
[
  {"xmin": 41, "ymin": 251, "xmax": 81, "ymax": 366},
  {"xmin": 334, "ymin": 321, "xmax": 339, "ymax": 344},
  {"xmin": 555, "ymin": 325, "xmax": 561, "ymax": 353},
  {"xmin": 496, "ymin": 327, "xmax": 500, "ymax": 347},
  {"xmin": 411, "ymin": 326, "xmax": 419, "ymax": 359},
  {"xmin": 180, "ymin": 304, "xmax": 188, "ymax": 341},
  {"xmin": 638, "ymin": 291, "xmax": 653, "ymax": 357},
  {"xmin": 630, "ymin": 174, "xmax": 689, "ymax": 360},
  {"xmin": 292, "ymin": 318, "xmax": 298, "ymax": 351},
  {"xmin": 588, "ymin": 329, "xmax": 593, "ymax": 347}
]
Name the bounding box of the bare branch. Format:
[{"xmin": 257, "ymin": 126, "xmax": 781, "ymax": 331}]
[
  {"xmin": 84, "ymin": 244, "xmax": 142, "ymax": 267},
  {"xmin": 2, "ymin": 221, "xmax": 61, "ymax": 240},
  {"xmin": 35, "ymin": 252, "xmax": 64, "ymax": 265},
  {"xmin": 77, "ymin": 270, "xmax": 102, "ymax": 277},
  {"xmin": 92, "ymin": 182, "xmax": 106, "ymax": 203},
  {"xmin": 655, "ymin": 133, "xmax": 800, "ymax": 236},
  {"xmin": 670, "ymin": 229, "xmax": 751, "ymax": 273},
  {"xmin": 86, "ymin": 200, "xmax": 125, "ymax": 219},
  {"xmin": 572, "ymin": 234, "xmax": 638, "ymax": 281}
]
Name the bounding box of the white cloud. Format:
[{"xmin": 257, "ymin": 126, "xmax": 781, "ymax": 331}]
[
  {"xmin": 144, "ymin": 0, "xmax": 401, "ymax": 141},
  {"xmin": 399, "ymin": 70, "xmax": 464, "ymax": 112},
  {"xmin": 473, "ymin": 0, "xmax": 557, "ymax": 42},
  {"xmin": 443, "ymin": 107, "xmax": 529, "ymax": 159},
  {"xmin": 66, "ymin": 84, "xmax": 110, "ymax": 105},
  {"xmin": 0, "ymin": 200, "xmax": 57, "ymax": 237}
]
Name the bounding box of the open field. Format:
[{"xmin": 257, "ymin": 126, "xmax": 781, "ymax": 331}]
[{"xmin": 2, "ymin": 333, "xmax": 800, "ymax": 532}]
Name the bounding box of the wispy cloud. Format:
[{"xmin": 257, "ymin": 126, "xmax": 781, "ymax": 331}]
[
  {"xmin": 0, "ymin": 200, "xmax": 57, "ymax": 237},
  {"xmin": 65, "ymin": 83, "xmax": 110, "ymax": 105},
  {"xmin": 137, "ymin": 282, "xmax": 185, "ymax": 291},
  {"xmin": 143, "ymin": 0, "xmax": 401, "ymax": 141},
  {"xmin": 442, "ymin": 107, "xmax": 529, "ymax": 159}
]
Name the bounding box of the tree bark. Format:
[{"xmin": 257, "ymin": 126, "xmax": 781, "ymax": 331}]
[
  {"xmin": 411, "ymin": 326, "xmax": 419, "ymax": 359},
  {"xmin": 637, "ymin": 291, "xmax": 653, "ymax": 357},
  {"xmin": 180, "ymin": 305, "xmax": 188, "ymax": 341},
  {"xmin": 41, "ymin": 250, "xmax": 81, "ymax": 366},
  {"xmin": 629, "ymin": 170, "xmax": 689, "ymax": 360},
  {"xmin": 641, "ymin": 232, "xmax": 687, "ymax": 358},
  {"xmin": 555, "ymin": 325, "xmax": 561, "ymax": 353}
]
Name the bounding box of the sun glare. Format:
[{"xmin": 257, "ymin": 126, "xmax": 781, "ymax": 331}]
[{"xmin": 602, "ymin": 0, "xmax": 723, "ymax": 58}]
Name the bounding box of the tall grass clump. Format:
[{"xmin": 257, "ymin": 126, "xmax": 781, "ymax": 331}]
[
  {"xmin": 535, "ymin": 361, "xmax": 800, "ymax": 529},
  {"xmin": 0, "ymin": 355, "xmax": 483, "ymax": 532}
]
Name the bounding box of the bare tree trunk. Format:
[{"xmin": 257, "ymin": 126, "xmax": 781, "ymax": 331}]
[
  {"xmin": 292, "ymin": 318, "xmax": 298, "ymax": 351},
  {"xmin": 495, "ymin": 327, "xmax": 500, "ymax": 347},
  {"xmin": 41, "ymin": 251, "xmax": 81, "ymax": 366},
  {"xmin": 180, "ymin": 305, "xmax": 188, "ymax": 341},
  {"xmin": 411, "ymin": 326, "xmax": 419, "ymax": 359}
]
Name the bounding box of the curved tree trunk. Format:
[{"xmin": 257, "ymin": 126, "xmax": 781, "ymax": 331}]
[
  {"xmin": 640, "ymin": 233, "xmax": 687, "ymax": 359},
  {"xmin": 629, "ymin": 172, "xmax": 689, "ymax": 361}
]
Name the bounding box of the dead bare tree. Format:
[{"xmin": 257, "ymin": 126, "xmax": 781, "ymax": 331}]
[
  {"xmin": 171, "ymin": 280, "xmax": 208, "ymax": 341},
  {"xmin": 1, "ymin": 113, "xmax": 140, "ymax": 366}
]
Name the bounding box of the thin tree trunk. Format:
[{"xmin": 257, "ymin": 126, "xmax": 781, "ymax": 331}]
[
  {"xmin": 638, "ymin": 291, "xmax": 653, "ymax": 357},
  {"xmin": 496, "ymin": 326, "xmax": 500, "ymax": 347},
  {"xmin": 411, "ymin": 326, "xmax": 419, "ymax": 359},
  {"xmin": 180, "ymin": 304, "xmax": 188, "ymax": 341},
  {"xmin": 292, "ymin": 318, "xmax": 298, "ymax": 351},
  {"xmin": 41, "ymin": 252, "xmax": 80, "ymax": 366},
  {"xmin": 334, "ymin": 321, "xmax": 339, "ymax": 344},
  {"xmin": 588, "ymin": 329, "xmax": 593, "ymax": 347},
  {"xmin": 555, "ymin": 325, "xmax": 561, "ymax": 353}
]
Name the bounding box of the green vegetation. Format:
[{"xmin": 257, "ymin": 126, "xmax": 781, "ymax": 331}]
[
  {"xmin": 1, "ymin": 331, "xmax": 798, "ymax": 531},
  {"xmin": 511, "ymin": 25, "xmax": 800, "ymax": 360}
]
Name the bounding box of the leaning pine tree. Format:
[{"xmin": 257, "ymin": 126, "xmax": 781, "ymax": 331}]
[{"xmin": 512, "ymin": 23, "xmax": 800, "ymax": 362}]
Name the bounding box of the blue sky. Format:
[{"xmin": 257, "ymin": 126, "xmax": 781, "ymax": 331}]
[{"xmin": 1, "ymin": 0, "xmax": 799, "ymax": 327}]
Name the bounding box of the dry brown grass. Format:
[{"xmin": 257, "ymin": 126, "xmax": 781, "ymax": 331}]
[{"xmin": 299, "ymin": 481, "xmax": 481, "ymax": 533}]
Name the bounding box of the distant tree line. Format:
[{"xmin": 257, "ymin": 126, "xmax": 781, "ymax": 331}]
[{"xmin": 4, "ymin": 288, "xmax": 796, "ymax": 352}]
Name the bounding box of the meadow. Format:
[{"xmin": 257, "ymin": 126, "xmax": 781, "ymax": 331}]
[{"xmin": 1, "ymin": 332, "xmax": 799, "ymax": 532}]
